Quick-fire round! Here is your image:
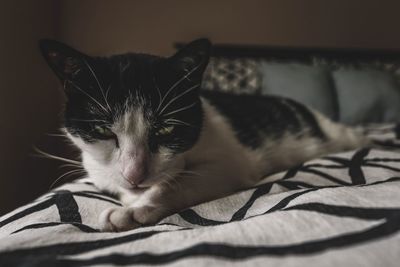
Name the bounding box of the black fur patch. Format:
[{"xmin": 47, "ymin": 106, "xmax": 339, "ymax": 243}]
[
  {"xmin": 201, "ymin": 90, "xmax": 326, "ymax": 149},
  {"xmin": 41, "ymin": 39, "xmax": 326, "ymax": 153},
  {"xmin": 40, "ymin": 39, "xmax": 211, "ymax": 154}
]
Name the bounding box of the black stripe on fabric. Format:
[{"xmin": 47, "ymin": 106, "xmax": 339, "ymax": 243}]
[
  {"xmin": 1, "ymin": 179, "xmax": 400, "ymax": 265},
  {"xmin": 0, "ymin": 198, "xmax": 54, "ymax": 228},
  {"xmin": 11, "ymin": 222, "xmax": 61, "ymax": 234},
  {"xmin": 274, "ymin": 182, "xmax": 299, "ymax": 191},
  {"xmin": 73, "ymin": 192, "xmax": 122, "ymax": 206},
  {"xmin": 302, "ymin": 163, "xmax": 346, "ymax": 169},
  {"xmin": 299, "ymin": 168, "xmax": 351, "ymax": 185},
  {"xmin": 276, "ymin": 180, "xmax": 315, "ymax": 189},
  {"xmin": 176, "ymin": 177, "xmax": 400, "ymax": 228},
  {"xmin": 186, "ymin": 166, "xmax": 304, "ymax": 225},
  {"xmin": 11, "ymin": 222, "xmax": 99, "ymax": 234},
  {"xmin": 0, "ymin": 228, "xmax": 190, "ymax": 261},
  {"xmin": 179, "ymin": 187, "xmax": 316, "ymax": 227},
  {"xmin": 241, "ymin": 164, "xmax": 301, "ymax": 193},
  {"xmin": 348, "ymin": 148, "xmax": 369, "ymax": 184},
  {"xmin": 178, "ymin": 209, "xmax": 225, "ymax": 226},
  {"xmin": 263, "ymin": 188, "xmax": 318, "ymax": 214},
  {"xmin": 365, "ymin": 157, "xmax": 400, "ymax": 163},
  {"xmin": 282, "ymin": 164, "xmax": 303, "ymax": 180},
  {"xmin": 10, "ymin": 212, "xmax": 400, "ymax": 266},
  {"xmin": 264, "ymin": 177, "xmax": 400, "ymax": 218},
  {"xmin": 373, "ymin": 139, "xmax": 400, "ymax": 149},
  {"xmin": 54, "ymin": 190, "xmax": 82, "ymax": 223},
  {"xmin": 230, "ymin": 183, "xmax": 273, "ymax": 221},
  {"xmin": 362, "ymin": 176, "xmax": 400, "ymax": 186},
  {"xmin": 323, "ymin": 156, "xmax": 350, "ymax": 165},
  {"xmin": 284, "ymin": 203, "xmax": 400, "ymax": 220},
  {"xmin": 363, "ymin": 163, "xmax": 400, "ymax": 172},
  {"xmin": 51, "ymin": 190, "xmax": 122, "ymax": 206},
  {"xmin": 241, "ymin": 177, "xmax": 400, "ymax": 222}
]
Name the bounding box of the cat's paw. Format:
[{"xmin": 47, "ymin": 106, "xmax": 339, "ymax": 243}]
[{"xmin": 99, "ymin": 207, "xmax": 142, "ymax": 232}]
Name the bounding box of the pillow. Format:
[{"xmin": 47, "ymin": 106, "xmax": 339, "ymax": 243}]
[
  {"xmin": 202, "ymin": 58, "xmax": 262, "ymax": 94},
  {"xmin": 260, "ymin": 62, "xmax": 338, "ymax": 119},
  {"xmin": 333, "ymin": 69, "xmax": 400, "ymax": 124}
]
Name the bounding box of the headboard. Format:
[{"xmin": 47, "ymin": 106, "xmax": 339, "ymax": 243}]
[
  {"xmin": 175, "ymin": 42, "xmax": 400, "ymax": 63},
  {"xmin": 175, "ymin": 41, "xmax": 400, "ymax": 125}
]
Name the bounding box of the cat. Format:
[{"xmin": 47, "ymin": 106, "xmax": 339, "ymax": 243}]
[{"xmin": 39, "ymin": 38, "xmax": 370, "ymax": 232}]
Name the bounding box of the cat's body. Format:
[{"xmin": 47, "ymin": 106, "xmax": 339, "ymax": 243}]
[{"xmin": 40, "ymin": 39, "xmax": 369, "ymax": 232}]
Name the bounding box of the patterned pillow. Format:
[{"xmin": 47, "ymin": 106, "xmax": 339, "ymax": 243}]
[{"xmin": 202, "ymin": 58, "xmax": 262, "ymax": 94}]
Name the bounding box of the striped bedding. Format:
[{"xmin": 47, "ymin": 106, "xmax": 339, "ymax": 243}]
[{"xmin": 0, "ymin": 124, "xmax": 400, "ymax": 267}]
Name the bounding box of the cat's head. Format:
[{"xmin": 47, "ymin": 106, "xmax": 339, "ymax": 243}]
[{"xmin": 40, "ymin": 39, "xmax": 211, "ymax": 191}]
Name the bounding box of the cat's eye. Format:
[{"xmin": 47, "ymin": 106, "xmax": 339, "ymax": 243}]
[
  {"xmin": 155, "ymin": 126, "xmax": 174, "ymax": 136},
  {"xmin": 94, "ymin": 125, "xmax": 115, "ymax": 138}
]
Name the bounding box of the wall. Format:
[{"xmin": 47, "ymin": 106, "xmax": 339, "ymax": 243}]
[
  {"xmin": 58, "ymin": 0, "xmax": 400, "ymax": 56},
  {"xmin": 0, "ymin": 0, "xmax": 61, "ymax": 214},
  {"xmin": 2, "ymin": 0, "xmax": 400, "ymax": 214}
]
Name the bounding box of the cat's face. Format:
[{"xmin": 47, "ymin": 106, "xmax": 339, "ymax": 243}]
[{"xmin": 40, "ymin": 39, "xmax": 210, "ymax": 190}]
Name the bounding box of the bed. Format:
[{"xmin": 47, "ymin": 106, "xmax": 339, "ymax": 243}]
[{"xmin": 1, "ymin": 44, "xmax": 400, "ymax": 266}]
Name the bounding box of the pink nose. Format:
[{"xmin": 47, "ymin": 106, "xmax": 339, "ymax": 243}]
[{"xmin": 121, "ymin": 151, "xmax": 147, "ymax": 186}]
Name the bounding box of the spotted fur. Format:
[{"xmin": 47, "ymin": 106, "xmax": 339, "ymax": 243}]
[{"xmin": 40, "ymin": 39, "xmax": 370, "ymax": 232}]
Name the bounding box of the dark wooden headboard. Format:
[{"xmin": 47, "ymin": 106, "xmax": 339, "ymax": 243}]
[{"xmin": 175, "ymin": 42, "xmax": 400, "ymax": 63}]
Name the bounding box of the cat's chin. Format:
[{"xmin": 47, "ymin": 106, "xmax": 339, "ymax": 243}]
[
  {"xmin": 117, "ymin": 168, "xmax": 181, "ymax": 191},
  {"xmin": 119, "ymin": 180, "xmax": 151, "ymax": 191},
  {"xmin": 119, "ymin": 177, "xmax": 160, "ymax": 191}
]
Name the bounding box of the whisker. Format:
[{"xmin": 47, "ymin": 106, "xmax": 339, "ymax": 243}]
[
  {"xmin": 157, "ymin": 63, "xmax": 202, "ymax": 113},
  {"xmin": 70, "ymin": 119, "xmax": 108, "ymax": 123},
  {"xmin": 164, "ymin": 118, "xmax": 194, "ymax": 127},
  {"xmin": 83, "ymin": 59, "xmax": 112, "ymax": 112},
  {"xmin": 105, "ymin": 85, "xmax": 111, "ymax": 105},
  {"xmin": 49, "ymin": 169, "xmax": 86, "ymax": 190},
  {"xmin": 158, "ymin": 84, "xmax": 200, "ymax": 115},
  {"xmin": 160, "ymin": 172, "xmax": 181, "ymax": 190},
  {"xmin": 162, "ymin": 102, "xmax": 197, "ymax": 117},
  {"xmin": 178, "ymin": 170, "xmax": 202, "ymax": 177},
  {"xmin": 66, "ymin": 80, "xmax": 110, "ymax": 115},
  {"xmin": 59, "ymin": 163, "xmax": 85, "ymax": 169},
  {"xmin": 45, "ymin": 133, "xmax": 67, "ymax": 138},
  {"xmin": 153, "ymin": 75, "xmax": 164, "ymax": 112},
  {"xmin": 32, "ymin": 146, "xmax": 81, "ymax": 166}
]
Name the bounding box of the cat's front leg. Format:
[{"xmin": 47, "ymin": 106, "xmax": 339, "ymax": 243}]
[
  {"xmin": 98, "ymin": 185, "xmax": 175, "ymax": 232},
  {"xmin": 98, "ymin": 165, "xmax": 251, "ymax": 232},
  {"xmin": 99, "ymin": 206, "xmax": 142, "ymax": 232}
]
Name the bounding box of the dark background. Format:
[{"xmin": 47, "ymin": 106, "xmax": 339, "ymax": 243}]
[{"xmin": 2, "ymin": 0, "xmax": 400, "ymax": 215}]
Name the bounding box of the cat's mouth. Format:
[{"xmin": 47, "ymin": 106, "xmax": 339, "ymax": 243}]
[
  {"xmin": 120, "ymin": 174, "xmax": 163, "ymax": 190},
  {"xmin": 121, "ymin": 179, "xmax": 152, "ymax": 190},
  {"xmin": 119, "ymin": 166, "xmax": 181, "ymax": 190}
]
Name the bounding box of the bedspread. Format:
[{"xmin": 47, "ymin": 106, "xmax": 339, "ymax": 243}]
[{"xmin": 1, "ymin": 124, "xmax": 400, "ymax": 266}]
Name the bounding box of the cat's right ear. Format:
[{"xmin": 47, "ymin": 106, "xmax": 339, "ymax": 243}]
[{"xmin": 39, "ymin": 39, "xmax": 88, "ymax": 82}]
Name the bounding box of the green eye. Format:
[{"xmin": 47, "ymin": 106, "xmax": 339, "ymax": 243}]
[
  {"xmin": 155, "ymin": 126, "xmax": 174, "ymax": 136},
  {"xmin": 94, "ymin": 125, "xmax": 114, "ymax": 137}
]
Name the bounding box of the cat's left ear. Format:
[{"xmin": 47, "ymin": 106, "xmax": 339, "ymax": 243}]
[
  {"xmin": 169, "ymin": 38, "xmax": 211, "ymax": 76},
  {"xmin": 39, "ymin": 39, "xmax": 89, "ymax": 82}
]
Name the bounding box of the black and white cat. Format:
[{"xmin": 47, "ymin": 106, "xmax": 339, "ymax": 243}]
[{"xmin": 40, "ymin": 39, "xmax": 369, "ymax": 232}]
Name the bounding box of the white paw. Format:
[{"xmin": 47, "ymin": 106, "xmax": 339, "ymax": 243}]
[{"xmin": 99, "ymin": 207, "xmax": 141, "ymax": 232}]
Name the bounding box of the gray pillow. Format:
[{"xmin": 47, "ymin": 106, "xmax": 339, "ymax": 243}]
[
  {"xmin": 333, "ymin": 69, "xmax": 400, "ymax": 125},
  {"xmin": 260, "ymin": 62, "xmax": 337, "ymax": 119}
]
